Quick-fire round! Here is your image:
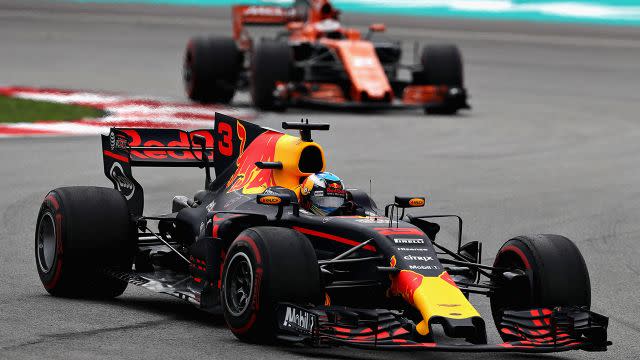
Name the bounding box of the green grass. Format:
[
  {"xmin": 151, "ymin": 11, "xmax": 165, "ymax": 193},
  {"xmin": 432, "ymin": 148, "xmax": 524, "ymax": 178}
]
[{"xmin": 0, "ymin": 96, "xmax": 106, "ymax": 123}]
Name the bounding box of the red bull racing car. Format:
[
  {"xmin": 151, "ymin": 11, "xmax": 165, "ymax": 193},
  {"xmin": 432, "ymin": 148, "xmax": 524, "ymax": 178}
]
[
  {"xmin": 183, "ymin": 0, "xmax": 469, "ymax": 114},
  {"xmin": 35, "ymin": 114, "xmax": 609, "ymax": 352}
]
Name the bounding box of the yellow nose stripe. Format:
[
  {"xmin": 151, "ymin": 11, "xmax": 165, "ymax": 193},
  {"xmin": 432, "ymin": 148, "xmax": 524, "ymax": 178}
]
[{"xmin": 389, "ymin": 270, "xmax": 481, "ymax": 336}]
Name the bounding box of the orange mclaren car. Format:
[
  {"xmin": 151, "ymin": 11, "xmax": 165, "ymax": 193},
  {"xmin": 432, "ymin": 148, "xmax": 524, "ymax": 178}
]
[{"xmin": 183, "ymin": 0, "xmax": 470, "ymax": 114}]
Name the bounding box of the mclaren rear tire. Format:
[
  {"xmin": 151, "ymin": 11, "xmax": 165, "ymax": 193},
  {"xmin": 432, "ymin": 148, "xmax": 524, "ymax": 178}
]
[
  {"xmin": 490, "ymin": 234, "xmax": 591, "ymax": 341},
  {"xmin": 221, "ymin": 226, "xmax": 322, "ymax": 343},
  {"xmin": 250, "ymin": 40, "xmax": 291, "ymax": 111},
  {"xmin": 183, "ymin": 37, "xmax": 242, "ymax": 104},
  {"xmin": 35, "ymin": 186, "xmax": 135, "ymax": 298}
]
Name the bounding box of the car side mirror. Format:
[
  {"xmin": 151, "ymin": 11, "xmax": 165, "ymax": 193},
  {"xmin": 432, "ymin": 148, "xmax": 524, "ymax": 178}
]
[
  {"xmin": 385, "ymin": 196, "xmax": 426, "ymax": 219},
  {"xmin": 256, "ymin": 192, "xmax": 298, "ymax": 219},
  {"xmin": 395, "ymin": 196, "xmax": 425, "ymax": 208},
  {"xmin": 257, "ymin": 193, "xmax": 291, "ymax": 206}
]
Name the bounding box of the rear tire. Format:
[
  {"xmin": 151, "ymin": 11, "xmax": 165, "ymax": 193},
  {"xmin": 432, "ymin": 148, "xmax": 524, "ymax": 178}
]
[
  {"xmin": 183, "ymin": 37, "xmax": 242, "ymax": 104},
  {"xmin": 35, "ymin": 186, "xmax": 135, "ymax": 298},
  {"xmin": 490, "ymin": 234, "xmax": 591, "ymax": 340},
  {"xmin": 250, "ymin": 40, "xmax": 291, "ymax": 111},
  {"xmin": 221, "ymin": 227, "xmax": 321, "ymax": 343}
]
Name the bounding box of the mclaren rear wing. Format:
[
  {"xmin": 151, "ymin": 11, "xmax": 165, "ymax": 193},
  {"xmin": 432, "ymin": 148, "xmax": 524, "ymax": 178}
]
[
  {"xmin": 101, "ymin": 113, "xmax": 268, "ymax": 215},
  {"xmin": 232, "ymin": 4, "xmax": 304, "ymax": 43}
]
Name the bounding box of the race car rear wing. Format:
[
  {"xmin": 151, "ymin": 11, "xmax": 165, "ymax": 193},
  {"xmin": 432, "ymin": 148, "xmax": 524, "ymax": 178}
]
[
  {"xmin": 101, "ymin": 113, "xmax": 269, "ymax": 215},
  {"xmin": 232, "ymin": 4, "xmax": 303, "ymax": 42}
]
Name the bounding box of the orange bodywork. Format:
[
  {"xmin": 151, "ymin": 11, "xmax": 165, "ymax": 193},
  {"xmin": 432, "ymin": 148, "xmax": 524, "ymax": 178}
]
[
  {"xmin": 321, "ymin": 39, "xmax": 392, "ymax": 101},
  {"xmin": 233, "ymin": 0, "xmax": 339, "ymax": 49},
  {"xmin": 402, "ymin": 85, "xmax": 449, "ymax": 105},
  {"xmin": 234, "ymin": 1, "xmax": 393, "ymax": 102},
  {"xmin": 232, "ymin": 5, "xmax": 300, "ymax": 49},
  {"xmin": 281, "ymin": 82, "xmax": 347, "ymax": 103},
  {"xmin": 232, "ymin": 0, "xmax": 463, "ymax": 108}
]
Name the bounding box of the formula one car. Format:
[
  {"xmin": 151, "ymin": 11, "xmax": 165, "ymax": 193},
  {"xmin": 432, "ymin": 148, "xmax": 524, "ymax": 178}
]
[
  {"xmin": 183, "ymin": 0, "xmax": 469, "ymax": 114},
  {"xmin": 35, "ymin": 114, "xmax": 609, "ymax": 353}
]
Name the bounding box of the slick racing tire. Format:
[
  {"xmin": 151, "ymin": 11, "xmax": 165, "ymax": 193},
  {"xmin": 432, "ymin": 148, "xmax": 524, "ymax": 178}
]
[
  {"xmin": 413, "ymin": 44, "xmax": 464, "ymax": 115},
  {"xmin": 184, "ymin": 37, "xmax": 242, "ymax": 104},
  {"xmin": 414, "ymin": 44, "xmax": 463, "ymax": 87},
  {"xmin": 221, "ymin": 227, "xmax": 322, "ymax": 343},
  {"xmin": 35, "ymin": 186, "xmax": 136, "ymax": 298},
  {"xmin": 490, "ymin": 234, "xmax": 591, "ymax": 341},
  {"xmin": 250, "ymin": 39, "xmax": 291, "ymax": 111}
]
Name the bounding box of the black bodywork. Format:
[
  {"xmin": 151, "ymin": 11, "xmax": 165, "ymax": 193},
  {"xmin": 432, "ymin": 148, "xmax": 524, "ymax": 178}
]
[{"xmin": 100, "ymin": 113, "xmax": 608, "ymax": 352}]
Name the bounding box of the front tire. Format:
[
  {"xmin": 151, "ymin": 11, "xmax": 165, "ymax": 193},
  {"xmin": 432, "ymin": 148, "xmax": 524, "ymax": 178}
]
[
  {"xmin": 35, "ymin": 186, "xmax": 135, "ymax": 298},
  {"xmin": 414, "ymin": 44, "xmax": 463, "ymax": 87},
  {"xmin": 490, "ymin": 234, "xmax": 591, "ymax": 341},
  {"xmin": 412, "ymin": 44, "xmax": 464, "ymax": 115},
  {"xmin": 221, "ymin": 227, "xmax": 321, "ymax": 343}
]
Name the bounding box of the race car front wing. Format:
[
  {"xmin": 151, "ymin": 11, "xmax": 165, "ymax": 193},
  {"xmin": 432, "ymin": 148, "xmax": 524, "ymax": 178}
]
[{"xmin": 276, "ymin": 304, "xmax": 610, "ymax": 353}]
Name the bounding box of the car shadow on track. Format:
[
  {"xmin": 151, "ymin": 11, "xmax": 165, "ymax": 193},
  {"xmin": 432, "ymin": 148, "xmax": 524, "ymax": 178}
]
[
  {"xmin": 284, "ymin": 347, "xmax": 570, "ymax": 360},
  {"xmin": 94, "ymin": 295, "xmax": 227, "ymax": 326},
  {"xmin": 229, "ymin": 100, "xmax": 472, "ymax": 118}
]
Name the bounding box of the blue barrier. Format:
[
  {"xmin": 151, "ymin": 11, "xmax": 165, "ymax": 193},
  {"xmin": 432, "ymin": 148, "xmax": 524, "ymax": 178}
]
[{"xmin": 73, "ymin": 0, "xmax": 640, "ymax": 26}]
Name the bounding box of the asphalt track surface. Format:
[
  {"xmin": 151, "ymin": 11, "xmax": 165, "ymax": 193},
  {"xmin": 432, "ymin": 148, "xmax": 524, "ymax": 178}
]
[{"xmin": 1, "ymin": 1, "xmax": 640, "ymax": 359}]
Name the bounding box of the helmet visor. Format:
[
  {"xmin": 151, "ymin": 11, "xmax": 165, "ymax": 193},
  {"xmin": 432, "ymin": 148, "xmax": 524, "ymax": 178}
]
[{"xmin": 309, "ymin": 195, "xmax": 344, "ymax": 215}]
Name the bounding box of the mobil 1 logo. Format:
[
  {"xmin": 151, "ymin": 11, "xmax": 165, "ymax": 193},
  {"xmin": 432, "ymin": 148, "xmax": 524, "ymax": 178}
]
[{"xmin": 277, "ymin": 304, "xmax": 317, "ymax": 336}]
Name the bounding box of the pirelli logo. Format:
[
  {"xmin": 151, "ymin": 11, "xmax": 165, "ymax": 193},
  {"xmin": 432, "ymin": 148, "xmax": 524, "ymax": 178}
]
[{"xmin": 393, "ymin": 238, "xmax": 425, "ymax": 244}]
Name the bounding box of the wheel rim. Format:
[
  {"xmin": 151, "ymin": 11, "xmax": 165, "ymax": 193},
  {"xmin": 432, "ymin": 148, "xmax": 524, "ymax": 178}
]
[
  {"xmin": 492, "ymin": 250, "xmax": 532, "ymax": 313},
  {"xmin": 224, "ymin": 252, "xmax": 254, "ymax": 317},
  {"xmin": 37, "ymin": 212, "xmax": 57, "ymax": 274}
]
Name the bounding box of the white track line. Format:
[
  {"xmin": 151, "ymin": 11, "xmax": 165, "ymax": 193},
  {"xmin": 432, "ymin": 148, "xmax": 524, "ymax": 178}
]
[{"xmin": 0, "ymin": 87, "xmax": 253, "ymax": 138}]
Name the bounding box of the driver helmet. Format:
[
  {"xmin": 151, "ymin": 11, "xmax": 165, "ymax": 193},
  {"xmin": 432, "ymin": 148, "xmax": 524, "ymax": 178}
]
[{"xmin": 300, "ymin": 172, "xmax": 346, "ymax": 216}]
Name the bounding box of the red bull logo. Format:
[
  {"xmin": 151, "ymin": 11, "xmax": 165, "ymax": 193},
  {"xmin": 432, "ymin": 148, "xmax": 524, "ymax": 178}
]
[
  {"xmin": 388, "ymin": 270, "xmax": 481, "ymax": 336},
  {"xmin": 227, "ymin": 132, "xmax": 283, "ymax": 194},
  {"xmin": 389, "ymin": 270, "xmax": 423, "ymax": 306},
  {"xmin": 121, "ymin": 129, "xmax": 215, "ymax": 161},
  {"xmin": 326, "ymin": 181, "xmax": 346, "ymax": 196}
]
